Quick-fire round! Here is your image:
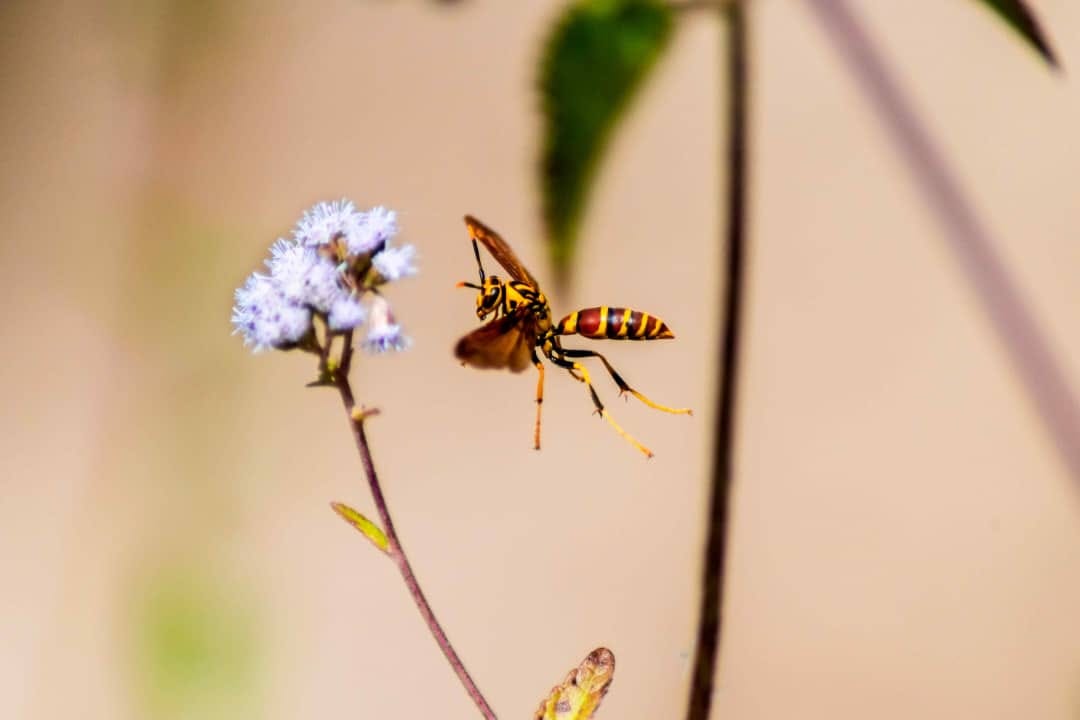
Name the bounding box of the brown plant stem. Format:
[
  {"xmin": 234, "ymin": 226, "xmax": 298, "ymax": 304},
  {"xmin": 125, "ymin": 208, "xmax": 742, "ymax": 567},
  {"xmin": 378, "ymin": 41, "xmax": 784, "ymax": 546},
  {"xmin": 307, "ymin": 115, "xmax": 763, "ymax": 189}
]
[
  {"xmin": 686, "ymin": 2, "xmax": 749, "ymax": 719},
  {"xmin": 334, "ymin": 332, "xmax": 498, "ymax": 720}
]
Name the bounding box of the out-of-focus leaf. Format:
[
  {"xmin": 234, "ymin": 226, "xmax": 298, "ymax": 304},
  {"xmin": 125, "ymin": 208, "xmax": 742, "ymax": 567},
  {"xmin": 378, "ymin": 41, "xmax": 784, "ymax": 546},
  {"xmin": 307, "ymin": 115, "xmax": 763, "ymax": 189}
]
[
  {"xmin": 539, "ymin": 0, "xmax": 673, "ymax": 286},
  {"xmin": 973, "ymin": 0, "xmax": 1058, "ymax": 68},
  {"xmin": 332, "ymin": 501, "xmax": 390, "ymax": 553},
  {"xmin": 134, "ymin": 568, "xmax": 261, "ymax": 720},
  {"xmin": 533, "ymin": 647, "xmax": 616, "ymax": 720}
]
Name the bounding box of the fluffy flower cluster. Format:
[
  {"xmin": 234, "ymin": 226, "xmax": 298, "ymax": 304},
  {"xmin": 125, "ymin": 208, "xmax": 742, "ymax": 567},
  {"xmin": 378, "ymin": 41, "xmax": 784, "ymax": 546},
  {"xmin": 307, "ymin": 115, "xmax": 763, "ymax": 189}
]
[{"xmin": 232, "ymin": 200, "xmax": 416, "ymax": 353}]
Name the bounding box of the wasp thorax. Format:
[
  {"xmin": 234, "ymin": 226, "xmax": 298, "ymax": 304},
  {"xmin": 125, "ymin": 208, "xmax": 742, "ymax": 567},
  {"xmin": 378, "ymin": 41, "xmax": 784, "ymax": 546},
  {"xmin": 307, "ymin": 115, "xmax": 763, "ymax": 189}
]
[{"xmin": 475, "ymin": 275, "xmax": 504, "ymax": 319}]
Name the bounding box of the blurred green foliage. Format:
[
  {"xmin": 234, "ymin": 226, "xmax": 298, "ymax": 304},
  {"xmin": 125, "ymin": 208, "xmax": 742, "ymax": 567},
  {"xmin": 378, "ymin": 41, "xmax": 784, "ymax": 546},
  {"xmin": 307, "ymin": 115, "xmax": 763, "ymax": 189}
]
[
  {"xmin": 539, "ymin": 0, "xmax": 673, "ymax": 287},
  {"xmin": 134, "ymin": 568, "xmax": 261, "ymax": 720}
]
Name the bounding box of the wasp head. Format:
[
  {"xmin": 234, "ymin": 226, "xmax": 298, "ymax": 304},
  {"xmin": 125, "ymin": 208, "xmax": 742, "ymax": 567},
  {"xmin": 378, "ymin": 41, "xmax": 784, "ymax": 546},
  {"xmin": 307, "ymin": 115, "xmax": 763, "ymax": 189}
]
[
  {"xmin": 475, "ymin": 275, "xmax": 505, "ymax": 319},
  {"xmin": 457, "ymin": 275, "xmax": 505, "ymax": 321}
]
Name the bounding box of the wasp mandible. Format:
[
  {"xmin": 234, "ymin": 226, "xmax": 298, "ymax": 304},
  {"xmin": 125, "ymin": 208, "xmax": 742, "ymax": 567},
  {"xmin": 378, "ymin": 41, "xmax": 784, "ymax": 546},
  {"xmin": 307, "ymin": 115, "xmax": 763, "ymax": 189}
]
[{"xmin": 454, "ymin": 215, "xmax": 690, "ymax": 457}]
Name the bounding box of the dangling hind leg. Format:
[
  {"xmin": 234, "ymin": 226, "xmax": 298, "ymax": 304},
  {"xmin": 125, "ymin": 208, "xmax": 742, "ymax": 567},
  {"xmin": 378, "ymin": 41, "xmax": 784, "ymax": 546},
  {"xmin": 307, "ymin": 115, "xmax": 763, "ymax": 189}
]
[
  {"xmin": 531, "ymin": 349, "xmax": 545, "ymax": 451},
  {"xmin": 547, "ymin": 352, "xmax": 654, "ymax": 458},
  {"xmin": 559, "ymin": 348, "xmax": 692, "ymax": 415}
]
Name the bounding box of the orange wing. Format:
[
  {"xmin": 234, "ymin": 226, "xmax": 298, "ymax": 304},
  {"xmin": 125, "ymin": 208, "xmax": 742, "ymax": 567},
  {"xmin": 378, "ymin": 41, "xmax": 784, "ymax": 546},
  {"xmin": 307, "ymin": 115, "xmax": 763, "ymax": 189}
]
[
  {"xmin": 454, "ymin": 310, "xmax": 535, "ymax": 373},
  {"xmin": 464, "ymin": 215, "xmax": 540, "ymax": 288}
]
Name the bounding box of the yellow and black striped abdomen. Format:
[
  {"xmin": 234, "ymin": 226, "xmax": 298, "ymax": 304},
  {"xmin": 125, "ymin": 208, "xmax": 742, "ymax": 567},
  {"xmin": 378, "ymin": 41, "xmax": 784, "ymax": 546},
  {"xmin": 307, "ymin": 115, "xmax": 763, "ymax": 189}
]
[{"xmin": 555, "ymin": 306, "xmax": 674, "ymax": 340}]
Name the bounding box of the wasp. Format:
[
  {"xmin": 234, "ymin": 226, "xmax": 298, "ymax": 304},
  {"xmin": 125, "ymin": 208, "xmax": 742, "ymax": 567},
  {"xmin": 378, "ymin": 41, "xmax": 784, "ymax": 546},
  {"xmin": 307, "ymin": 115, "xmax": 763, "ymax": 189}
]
[{"xmin": 454, "ymin": 215, "xmax": 690, "ymax": 457}]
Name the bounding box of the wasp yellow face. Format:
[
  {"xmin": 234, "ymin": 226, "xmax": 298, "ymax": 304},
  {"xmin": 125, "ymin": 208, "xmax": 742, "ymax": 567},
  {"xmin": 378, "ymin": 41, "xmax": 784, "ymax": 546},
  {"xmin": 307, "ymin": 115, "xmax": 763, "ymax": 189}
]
[
  {"xmin": 456, "ymin": 275, "xmax": 505, "ymax": 320},
  {"xmin": 475, "ymin": 275, "xmax": 504, "ymax": 319}
]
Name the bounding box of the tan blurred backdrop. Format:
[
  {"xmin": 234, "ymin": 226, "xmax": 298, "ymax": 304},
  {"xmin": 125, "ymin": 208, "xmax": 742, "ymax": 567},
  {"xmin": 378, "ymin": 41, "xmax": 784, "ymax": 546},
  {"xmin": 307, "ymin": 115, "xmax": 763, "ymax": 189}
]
[{"xmin": 1, "ymin": 1, "xmax": 1078, "ymax": 718}]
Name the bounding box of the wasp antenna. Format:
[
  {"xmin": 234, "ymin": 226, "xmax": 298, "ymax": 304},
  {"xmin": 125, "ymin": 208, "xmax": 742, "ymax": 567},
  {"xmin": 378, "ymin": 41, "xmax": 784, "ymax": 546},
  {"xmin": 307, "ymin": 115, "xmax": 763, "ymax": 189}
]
[
  {"xmin": 457, "ymin": 281, "xmax": 482, "ymax": 290},
  {"xmin": 471, "ymin": 238, "xmax": 486, "ymax": 283}
]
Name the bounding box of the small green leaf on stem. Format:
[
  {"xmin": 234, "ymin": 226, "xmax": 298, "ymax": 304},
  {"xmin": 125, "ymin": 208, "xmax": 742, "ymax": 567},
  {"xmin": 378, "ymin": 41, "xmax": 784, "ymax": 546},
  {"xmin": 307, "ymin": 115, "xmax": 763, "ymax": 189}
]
[
  {"xmin": 973, "ymin": 0, "xmax": 1059, "ymax": 68},
  {"xmin": 539, "ymin": 0, "xmax": 673, "ymax": 286},
  {"xmin": 331, "ymin": 502, "xmax": 390, "ymax": 553}
]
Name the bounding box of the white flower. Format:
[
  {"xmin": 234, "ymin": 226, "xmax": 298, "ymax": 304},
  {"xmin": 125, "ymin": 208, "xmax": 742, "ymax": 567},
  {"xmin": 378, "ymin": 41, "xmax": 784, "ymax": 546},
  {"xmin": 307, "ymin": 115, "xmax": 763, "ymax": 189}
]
[
  {"xmin": 327, "ymin": 295, "xmax": 367, "ymax": 331},
  {"xmin": 302, "ymin": 257, "xmax": 345, "ymax": 313},
  {"xmin": 267, "ymin": 238, "xmax": 347, "ymax": 313},
  {"xmin": 349, "ymin": 205, "xmax": 398, "ymax": 255},
  {"xmin": 362, "ymin": 294, "xmax": 410, "ymax": 353},
  {"xmin": 233, "ymin": 199, "xmax": 414, "ymax": 355},
  {"xmin": 231, "ymin": 273, "xmax": 312, "ymax": 351},
  {"xmin": 363, "ymin": 323, "xmax": 410, "ymax": 354},
  {"xmin": 268, "ymin": 239, "xmax": 317, "ymax": 300},
  {"xmin": 264, "ymin": 300, "xmax": 313, "ymax": 347},
  {"xmin": 233, "ymin": 272, "xmax": 276, "ymax": 319},
  {"xmin": 293, "ymin": 199, "xmax": 366, "ymax": 248},
  {"xmin": 372, "ymin": 244, "xmax": 417, "ymax": 282}
]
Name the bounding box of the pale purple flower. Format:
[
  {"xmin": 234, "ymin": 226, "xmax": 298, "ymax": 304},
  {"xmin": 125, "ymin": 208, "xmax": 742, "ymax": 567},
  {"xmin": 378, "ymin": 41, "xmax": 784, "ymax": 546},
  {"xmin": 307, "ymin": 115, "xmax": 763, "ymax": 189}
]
[
  {"xmin": 328, "ymin": 295, "xmax": 367, "ymax": 331},
  {"xmin": 372, "ymin": 244, "xmax": 417, "ymax": 283},
  {"xmin": 293, "ymin": 199, "xmax": 366, "ymax": 249},
  {"xmin": 267, "ymin": 238, "xmax": 347, "ymax": 313},
  {"xmin": 233, "ymin": 199, "xmax": 414, "ymax": 355},
  {"xmin": 232, "ymin": 274, "xmax": 312, "ymax": 351},
  {"xmin": 363, "ymin": 324, "xmax": 410, "ymax": 353},
  {"xmin": 301, "ymin": 257, "xmax": 345, "ymax": 313},
  {"xmin": 233, "ymin": 272, "xmax": 277, "ymax": 318},
  {"xmin": 362, "ymin": 294, "xmax": 410, "ymax": 353},
  {"xmin": 350, "ymin": 206, "xmax": 398, "ymax": 255},
  {"xmin": 268, "ymin": 239, "xmax": 316, "ymax": 299}
]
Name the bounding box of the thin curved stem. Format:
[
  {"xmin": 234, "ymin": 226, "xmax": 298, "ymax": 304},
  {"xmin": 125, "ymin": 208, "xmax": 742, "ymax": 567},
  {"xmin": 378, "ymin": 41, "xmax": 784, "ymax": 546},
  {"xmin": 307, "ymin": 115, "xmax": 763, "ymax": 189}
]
[
  {"xmin": 335, "ymin": 333, "xmax": 497, "ymax": 720},
  {"xmin": 686, "ymin": 2, "xmax": 749, "ymax": 718}
]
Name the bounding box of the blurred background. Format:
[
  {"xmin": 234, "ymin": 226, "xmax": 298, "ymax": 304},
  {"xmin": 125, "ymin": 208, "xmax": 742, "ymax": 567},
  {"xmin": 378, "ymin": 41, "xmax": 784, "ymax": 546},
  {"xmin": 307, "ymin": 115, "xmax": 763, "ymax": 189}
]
[{"xmin": 2, "ymin": 1, "xmax": 1078, "ymax": 718}]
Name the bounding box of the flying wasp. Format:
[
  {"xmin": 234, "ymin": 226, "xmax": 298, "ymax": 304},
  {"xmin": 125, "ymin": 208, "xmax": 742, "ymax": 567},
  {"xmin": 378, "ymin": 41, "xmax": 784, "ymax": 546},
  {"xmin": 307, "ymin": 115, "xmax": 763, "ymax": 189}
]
[{"xmin": 454, "ymin": 215, "xmax": 690, "ymax": 457}]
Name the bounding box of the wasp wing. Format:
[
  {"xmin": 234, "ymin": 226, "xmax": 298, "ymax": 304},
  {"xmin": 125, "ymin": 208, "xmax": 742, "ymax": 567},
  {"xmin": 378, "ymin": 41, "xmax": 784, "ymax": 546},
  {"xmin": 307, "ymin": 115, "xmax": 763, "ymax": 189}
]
[
  {"xmin": 464, "ymin": 215, "xmax": 540, "ymax": 288},
  {"xmin": 454, "ymin": 310, "xmax": 535, "ymax": 373}
]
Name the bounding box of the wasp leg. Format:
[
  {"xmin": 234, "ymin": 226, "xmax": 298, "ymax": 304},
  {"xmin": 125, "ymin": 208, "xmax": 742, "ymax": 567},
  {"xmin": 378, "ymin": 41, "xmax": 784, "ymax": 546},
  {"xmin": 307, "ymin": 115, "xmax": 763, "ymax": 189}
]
[
  {"xmin": 532, "ymin": 349, "xmax": 545, "ymax": 451},
  {"xmin": 559, "ymin": 348, "xmax": 692, "ymax": 415},
  {"xmin": 547, "ymin": 351, "xmax": 654, "ymax": 458}
]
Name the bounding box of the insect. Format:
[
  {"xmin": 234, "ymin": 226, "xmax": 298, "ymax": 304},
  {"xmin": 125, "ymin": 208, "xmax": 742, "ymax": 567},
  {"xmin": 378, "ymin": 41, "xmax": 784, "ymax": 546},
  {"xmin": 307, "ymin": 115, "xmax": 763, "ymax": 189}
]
[{"xmin": 454, "ymin": 215, "xmax": 690, "ymax": 457}]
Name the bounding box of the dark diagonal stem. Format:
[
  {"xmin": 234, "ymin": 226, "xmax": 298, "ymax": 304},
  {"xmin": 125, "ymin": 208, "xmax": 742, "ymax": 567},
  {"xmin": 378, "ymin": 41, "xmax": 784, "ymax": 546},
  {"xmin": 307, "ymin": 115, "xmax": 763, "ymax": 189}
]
[
  {"xmin": 687, "ymin": 3, "xmax": 749, "ymax": 719},
  {"xmin": 805, "ymin": 0, "xmax": 1080, "ymax": 487},
  {"xmin": 335, "ymin": 334, "xmax": 497, "ymax": 719}
]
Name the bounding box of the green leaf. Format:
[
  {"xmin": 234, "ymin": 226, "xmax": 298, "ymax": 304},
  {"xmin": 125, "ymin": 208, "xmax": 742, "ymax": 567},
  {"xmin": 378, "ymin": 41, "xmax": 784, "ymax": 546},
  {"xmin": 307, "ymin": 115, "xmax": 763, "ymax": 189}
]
[
  {"xmin": 539, "ymin": 0, "xmax": 673, "ymax": 286},
  {"xmin": 133, "ymin": 568, "xmax": 261, "ymax": 720},
  {"xmin": 973, "ymin": 0, "xmax": 1059, "ymax": 68},
  {"xmin": 331, "ymin": 501, "xmax": 390, "ymax": 553}
]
